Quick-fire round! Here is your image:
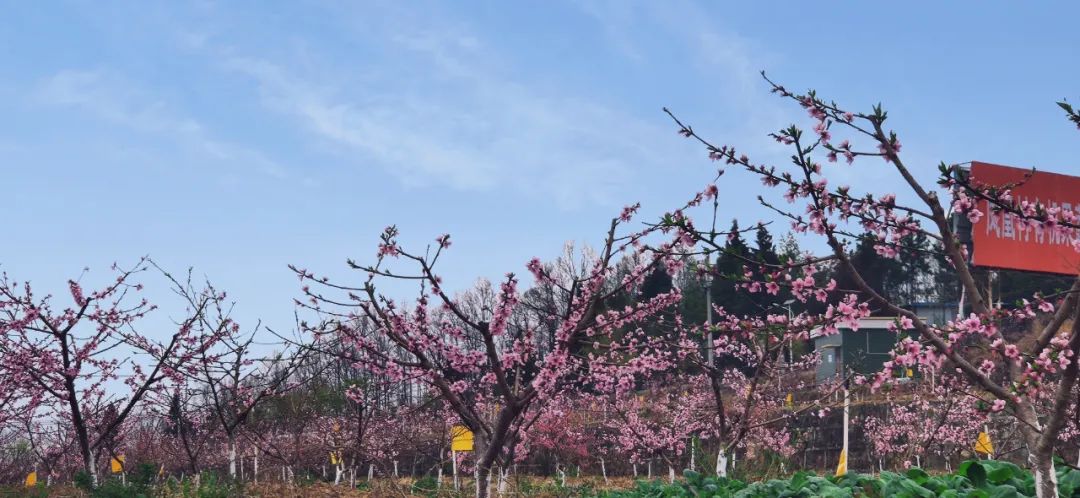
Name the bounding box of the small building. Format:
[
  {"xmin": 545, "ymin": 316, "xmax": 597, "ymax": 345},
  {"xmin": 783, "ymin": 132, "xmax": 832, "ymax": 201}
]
[
  {"xmin": 905, "ymin": 302, "xmax": 959, "ymax": 327},
  {"xmin": 810, "ymin": 317, "xmax": 917, "ymax": 384}
]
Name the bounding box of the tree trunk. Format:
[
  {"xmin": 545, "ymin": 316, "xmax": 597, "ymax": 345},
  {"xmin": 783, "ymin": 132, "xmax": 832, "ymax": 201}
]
[
  {"xmin": 227, "ymin": 437, "xmax": 238, "ymax": 479},
  {"xmin": 1020, "ymin": 402, "xmax": 1060, "ymax": 498},
  {"xmin": 475, "ymin": 465, "xmax": 491, "ymax": 498},
  {"xmin": 498, "ymin": 465, "xmax": 509, "ymax": 496},
  {"xmin": 1029, "ymin": 451, "xmax": 1059, "ymax": 498},
  {"xmin": 716, "ymin": 447, "xmax": 728, "ymax": 478},
  {"xmin": 84, "ymin": 448, "xmax": 98, "ymax": 487}
]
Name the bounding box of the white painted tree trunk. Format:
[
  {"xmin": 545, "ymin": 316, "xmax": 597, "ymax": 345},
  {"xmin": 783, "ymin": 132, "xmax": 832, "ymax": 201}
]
[
  {"xmin": 633, "ymin": 463, "xmax": 638, "ymax": 478},
  {"xmin": 716, "ymin": 447, "xmax": 728, "ymax": 477},
  {"xmin": 475, "ymin": 465, "xmax": 492, "ymax": 498},
  {"xmin": 1019, "ymin": 403, "xmax": 1059, "ymax": 498},
  {"xmin": 497, "ymin": 466, "xmax": 508, "ymax": 496},
  {"xmin": 253, "ymin": 453, "xmax": 259, "ymax": 483},
  {"xmin": 600, "ymin": 457, "xmax": 608, "ymax": 484},
  {"xmin": 227, "ymin": 438, "xmax": 238, "ymax": 479},
  {"xmin": 452, "ymin": 450, "xmax": 460, "ymax": 490},
  {"xmin": 367, "ymin": 464, "xmax": 374, "ymax": 481},
  {"xmin": 87, "ymin": 448, "xmax": 99, "ymax": 488},
  {"xmin": 393, "ymin": 460, "xmax": 398, "ymax": 478},
  {"xmin": 668, "ymin": 465, "xmax": 675, "ymax": 483},
  {"xmin": 1030, "ymin": 453, "xmax": 1060, "ymax": 498}
]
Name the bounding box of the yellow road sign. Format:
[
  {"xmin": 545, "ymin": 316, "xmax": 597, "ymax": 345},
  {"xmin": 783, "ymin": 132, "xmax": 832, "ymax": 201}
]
[
  {"xmin": 25, "ymin": 471, "xmax": 37, "ymax": 487},
  {"xmin": 110, "ymin": 455, "xmax": 125, "ymax": 473},
  {"xmin": 451, "ymin": 425, "xmax": 474, "ymax": 452}
]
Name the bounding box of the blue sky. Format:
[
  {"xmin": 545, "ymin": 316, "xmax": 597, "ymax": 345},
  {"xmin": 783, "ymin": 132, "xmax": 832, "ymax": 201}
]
[{"xmin": 3, "ymin": 1, "xmax": 1080, "ymax": 335}]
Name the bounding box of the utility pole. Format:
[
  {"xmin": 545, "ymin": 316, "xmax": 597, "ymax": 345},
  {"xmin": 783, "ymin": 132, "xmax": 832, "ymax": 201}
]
[{"xmin": 705, "ymin": 252, "xmax": 714, "ymax": 368}]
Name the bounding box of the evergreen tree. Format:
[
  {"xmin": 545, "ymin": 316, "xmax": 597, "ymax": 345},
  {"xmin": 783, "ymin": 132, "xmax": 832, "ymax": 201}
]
[
  {"xmin": 751, "ymin": 224, "xmax": 785, "ymax": 312},
  {"xmin": 753, "ymin": 225, "xmax": 780, "ymax": 266},
  {"xmin": 834, "ymin": 235, "xmax": 901, "ymax": 313},
  {"xmin": 712, "ymin": 220, "xmax": 755, "ymax": 317},
  {"xmin": 639, "ymin": 264, "xmax": 674, "ymax": 301}
]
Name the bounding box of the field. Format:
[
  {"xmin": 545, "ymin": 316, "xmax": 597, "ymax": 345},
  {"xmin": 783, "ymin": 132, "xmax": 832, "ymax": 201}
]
[{"xmin": 7, "ymin": 459, "xmax": 1080, "ymax": 497}]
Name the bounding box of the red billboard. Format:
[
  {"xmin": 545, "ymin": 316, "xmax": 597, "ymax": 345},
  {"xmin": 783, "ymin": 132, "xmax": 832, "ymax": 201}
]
[{"xmin": 969, "ymin": 161, "xmax": 1080, "ymax": 275}]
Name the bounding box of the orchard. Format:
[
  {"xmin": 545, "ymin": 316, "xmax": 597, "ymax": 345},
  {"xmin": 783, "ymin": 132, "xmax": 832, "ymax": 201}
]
[{"xmin": 2, "ymin": 73, "xmax": 1079, "ymax": 498}]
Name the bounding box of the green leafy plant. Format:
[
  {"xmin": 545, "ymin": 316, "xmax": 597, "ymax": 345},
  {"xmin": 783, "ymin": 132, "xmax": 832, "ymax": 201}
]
[{"xmin": 593, "ymin": 460, "xmax": 1080, "ymax": 498}]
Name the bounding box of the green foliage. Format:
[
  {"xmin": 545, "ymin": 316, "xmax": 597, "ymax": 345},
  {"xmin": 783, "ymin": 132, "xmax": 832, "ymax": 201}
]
[
  {"xmin": 70, "ymin": 467, "xmax": 239, "ymax": 498},
  {"xmin": 160, "ymin": 473, "xmax": 240, "ymax": 498},
  {"xmin": 411, "ymin": 475, "xmax": 440, "ymax": 497},
  {"xmin": 593, "ymin": 460, "xmax": 1080, "ymax": 497}
]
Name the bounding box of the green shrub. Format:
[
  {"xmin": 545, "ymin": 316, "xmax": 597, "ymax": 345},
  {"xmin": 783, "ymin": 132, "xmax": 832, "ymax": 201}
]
[
  {"xmin": 160, "ymin": 473, "xmax": 239, "ymax": 498},
  {"xmin": 411, "ymin": 475, "xmax": 440, "ymax": 496}
]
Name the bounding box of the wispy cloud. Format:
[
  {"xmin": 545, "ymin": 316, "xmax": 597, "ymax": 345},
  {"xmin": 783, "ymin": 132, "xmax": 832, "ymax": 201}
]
[
  {"xmin": 35, "ymin": 69, "xmax": 288, "ymax": 180},
  {"xmin": 202, "ymin": 6, "xmax": 679, "ymax": 209}
]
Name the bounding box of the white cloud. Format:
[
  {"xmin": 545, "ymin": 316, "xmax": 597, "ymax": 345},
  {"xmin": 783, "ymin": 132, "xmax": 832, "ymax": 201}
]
[
  {"xmin": 206, "ymin": 8, "xmax": 679, "ymax": 209},
  {"xmin": 35, "ymin": 69, "xmax": 288, "ymax": 180}
]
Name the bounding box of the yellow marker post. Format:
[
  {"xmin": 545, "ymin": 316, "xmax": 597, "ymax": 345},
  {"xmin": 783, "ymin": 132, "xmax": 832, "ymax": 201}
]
[
  {"xmin": 25, "ymin": 471, "xmax": 37, "ymax": 487},
  {"xmin": 836, "ymin": 383, "xmax": 850, "ymax": 476},
  {"xmin": 449, "ymin": 425, "xmax": 473, "ymax": 490},
  {"xmin": 974, "ymin": 431, "xmax": 994, "ymax": 457},
  {"xmin": 111, "ymin": 455, "xmax": 125, "ymax": 474},
  {"xmin": 785, "ymin": 393, "xmax": 793, "ymax": 409}
]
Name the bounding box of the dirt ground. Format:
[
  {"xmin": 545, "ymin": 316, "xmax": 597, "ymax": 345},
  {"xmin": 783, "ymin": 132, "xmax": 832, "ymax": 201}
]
[
  {"xmin": 244, "ymin": 477, "xmax": 638, "ymax": 497},
  {"xmin": 9, "ymin": 476, "xmax": 639, "ymax": 497}
]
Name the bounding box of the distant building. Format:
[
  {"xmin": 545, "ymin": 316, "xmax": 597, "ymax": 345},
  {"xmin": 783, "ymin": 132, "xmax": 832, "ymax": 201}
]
[
  {"xmin": 905, "ymin": 302, "xmax": 959, "ymax": 327},
  {"xmin": 810, "ymin": 317, "xmax": 919, "ymax": 384}
]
